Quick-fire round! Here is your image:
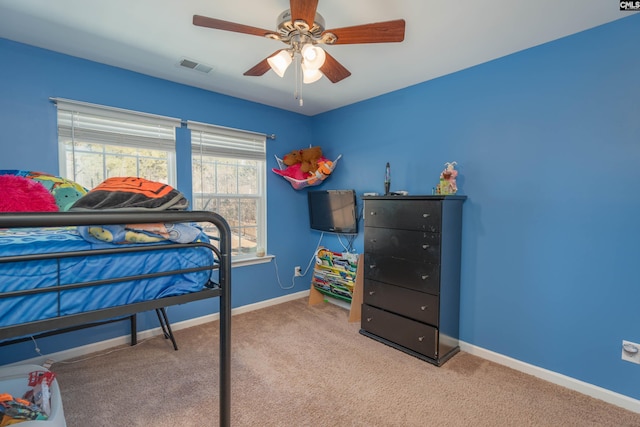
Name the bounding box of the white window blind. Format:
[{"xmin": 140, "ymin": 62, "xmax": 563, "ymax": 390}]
[
  {"xmin": 187, "ymin": 120, "xmax": 266, "ymax": 160},
  {"xmin": 189, "ymin": 120, "xmax": 267, "ymax": 261},
  {"xmin": 53, "ymin": 98, "xmax": 180, "ymax": 150}
]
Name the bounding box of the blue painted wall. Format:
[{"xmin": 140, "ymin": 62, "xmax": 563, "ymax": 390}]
[
  {"xmin": 0, "ymin": 38, "xmax": 320, "ymax": 364},
  {"xmin": 1, "ymin": 13, "xmax": 639, "ymax": 401},
  {"xmin": 313, "ymin": 14, "xmax": 640, "ymax": 400}
]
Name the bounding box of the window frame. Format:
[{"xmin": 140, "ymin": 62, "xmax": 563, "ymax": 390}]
[
  {"xmin": 53, "ymin": 98, "xmax": 180, "ymax": 189},
  {"xmin": 188, "ymin": 120, "xmax": 268, "ymax": 263}
]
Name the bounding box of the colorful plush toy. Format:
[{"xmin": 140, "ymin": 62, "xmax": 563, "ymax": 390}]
[
  {"xmin": 307, "ymin": 159, "xmax": 334, "ymax": 185},
  {"xmin": 283, "ymin": 146, "xmax": 324, "ymax": 173},
  {"xmin": 282, "ymin": 150, "xmax": 302, "ymax": 167},
  {"xmin": 436, "ymin": 161, "xmax": 458, "ymax": 195},
  {"xmin": 0, "ymin": 170, "xmax": 88, "ymax": 211},
  {"xmin": 273, "ymin": 153, "xmax": 342, "ymax": 190},
  {"xmin": 0, "ymin": 174, "xmax": 59, "ymax": 212},
  {"xmin": 273, "ymin": 162, "xmax": 308, "ymax": 181},
  {"xmin": 275, "ymin": 156, "xmax": 332, "ymax": 181}
]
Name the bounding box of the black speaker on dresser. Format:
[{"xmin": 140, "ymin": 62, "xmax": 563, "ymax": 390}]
[{"xmin": 360, "ymin": 195, "xmax": 466, "ymax": 366}]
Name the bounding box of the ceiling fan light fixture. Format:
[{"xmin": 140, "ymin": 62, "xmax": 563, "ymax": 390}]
[
  {"xmin": 301, "ymin": 63, "xmax": 323, "ymax": 84},
  {"xmin": 301, "ymin": 43, "xmax": 326, "ymax": 70},
  {"xmin": 267, "ymin": 50, "xmax": 292, "ymax": 78},
  {"xmin": 193, "ymin": 2, "xmax": 406, "ymax": 107}
]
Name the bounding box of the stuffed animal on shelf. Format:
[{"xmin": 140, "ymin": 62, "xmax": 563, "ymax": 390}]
[
  {"xmin": 437, "ymin": 161, "xmax": 458, "ymax": 195},
  {"xmin": 283, "ymin": 146, "xmax": 324, "ymax": 173},
  {"xmin": 273, "ymin": 153, "xmax": 342, "ymax": 190}
]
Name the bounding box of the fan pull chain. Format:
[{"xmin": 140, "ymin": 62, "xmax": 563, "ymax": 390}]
[{"xmin": 294, "ymin": 53, "xmax": 303, "ymax": 106}]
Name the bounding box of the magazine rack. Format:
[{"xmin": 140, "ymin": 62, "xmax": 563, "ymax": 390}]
[{"xmin": 308, "ymin": 248, "xmax": 363, "ymax": 323}]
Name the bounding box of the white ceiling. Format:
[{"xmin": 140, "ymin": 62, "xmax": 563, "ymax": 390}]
[{"xmin": 0, "ymin": 1, "xmax": 632, "ymax": 116}]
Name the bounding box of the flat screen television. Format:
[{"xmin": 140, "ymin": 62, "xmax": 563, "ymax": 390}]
[{"xmin": 307, "ymin": 189, "xmax": 358, "ymax": 234}]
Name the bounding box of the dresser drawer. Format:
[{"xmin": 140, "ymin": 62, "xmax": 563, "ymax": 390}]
[
  {"xmin": 364, "ymin": 279, "xmax": 439, "ymax": 326},
  {"xmin": 365, "ymin": 227, "xmax": 441, "ymax": 263},
  {"xmin": 364, "ymin": 254, "xmax": 440, "ymax": 295},
  {"xmin": 364, "ymin": 200, "xmax": 442, "ymax": 232},
  {"xmin": 361, "ymin": 304, "xmax": 437, "ymax": 359}
]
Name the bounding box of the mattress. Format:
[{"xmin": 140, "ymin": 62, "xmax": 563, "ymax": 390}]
[{"xmin": 0, "ymin": 226, "xmax": 215, "ymax": 329}]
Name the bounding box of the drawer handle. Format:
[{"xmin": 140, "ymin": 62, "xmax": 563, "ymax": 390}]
[
  {"xmin": 368, "ymin": 291, "xmax": 376, "ymax": 296},
  {"xmin": 420, "ymin": 305, "xmax": 427, "ymax": 311},
  {"xmin": 370, "ymin": 211, "xmax": 377, "ymax": 216},
  {"xmin": 366, "ymin": 317, "xmax": 372, "ymax": 322},
  {"xmin": 422, "ymin": 213, "xmax": 430, "ymax": 218},
  {"xmin": 370, "ymin": 238, "xmax": 377, "ymax": 243},
  {"xmin": 369, "ymin": 264, "xmax": 376, "ymax": 269},
  {"xmin": 421, "ymin": 275, "xmax": 429, "ymax": 280},
  {"xmin": 422, "ymin": 244, "xmax": 430, "ymax": 249},
  {"xmin": 418, "ymin": 336, "xmax": 425, "ymax": 342}
]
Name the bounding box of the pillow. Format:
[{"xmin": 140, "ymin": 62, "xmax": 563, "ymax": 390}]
[
  {"xmin": 70, "ymin": 177, "xmax": 188, "ymax": 211},
  {"xmin": 0, "ymin": 174, "xmax": 59, "ymax": 212},
  {"xmin": 0, "ymin": 170, "xmax": 88, "ymax": 211}
]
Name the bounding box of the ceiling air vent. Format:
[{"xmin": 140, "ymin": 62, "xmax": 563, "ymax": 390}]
[{"xmin": 178, "ymin": 58, "xmax": 213, "ymax": 74}]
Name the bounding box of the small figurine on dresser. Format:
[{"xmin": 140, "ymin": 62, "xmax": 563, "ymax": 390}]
[{"xmin": 436, "ymin": 161, "xmax": 458, "ymax": 195}]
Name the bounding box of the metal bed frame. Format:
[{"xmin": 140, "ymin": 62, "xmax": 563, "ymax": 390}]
[{"xmin": 0, "ymin": 210, "xmax": 232, "ymax": 426}]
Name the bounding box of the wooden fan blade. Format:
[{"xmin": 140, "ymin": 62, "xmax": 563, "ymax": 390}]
[
  {"xmin": 323, "ymin": 19, "xmax": 405, "ymax": 45},
  {"xmin": 243, "ymin": 50, "xmax": 283, "ymax": 76},
  {"xmin": 290, "ymin": 0, "xmax": 318, "ymax": 27},
  {"xmin": 193, "ymin": 15, "xmax": 274, "ymax": 38},
  {"xmin": 320, "ymin": 52, "xmax": 351, "ymax": 83}
]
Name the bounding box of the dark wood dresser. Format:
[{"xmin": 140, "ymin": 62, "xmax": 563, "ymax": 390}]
[{"xmin": 360, "ymin": 195, "xmax": 466, "ymax": 366}]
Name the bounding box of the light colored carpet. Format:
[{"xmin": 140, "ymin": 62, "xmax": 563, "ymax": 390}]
[{"xmin": 51, "ymin": 298, "xmax": 640, "ymax": 426}]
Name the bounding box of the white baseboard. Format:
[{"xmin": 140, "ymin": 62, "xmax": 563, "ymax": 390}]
[
  {"xmin": 6, "ymin": 290, "xmax": 310, "ymax": 369},
  {"xmin": 459, "ymin": 341, "xmax": 640, "ymax": 414}
]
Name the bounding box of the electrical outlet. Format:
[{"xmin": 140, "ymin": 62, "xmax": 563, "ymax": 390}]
[
  {"xmin": 294, "ymin": 266, "xmax": 302, "ymax": 277},
  {"xmin": 622, "ymin": 340, "xmax": 640, "ymax": 364}
]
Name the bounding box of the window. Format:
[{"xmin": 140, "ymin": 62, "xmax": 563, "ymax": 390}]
[
  {"xmin": 189, "ymin": 121, "xmax": 267, "ymax": 260},
  {"xmin": 54, "ymin": 98, "xmax": 180, "ymax": 189}
]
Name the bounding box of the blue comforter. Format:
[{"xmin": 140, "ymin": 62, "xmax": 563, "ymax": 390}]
[{"xmin": 0, "ymin": 226, "xmax": 215, "ymax": 328}]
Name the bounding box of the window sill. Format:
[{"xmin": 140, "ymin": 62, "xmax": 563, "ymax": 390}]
[{"xmin": 231, "ymin": 254, "xmax": 274, "ymax": 268}]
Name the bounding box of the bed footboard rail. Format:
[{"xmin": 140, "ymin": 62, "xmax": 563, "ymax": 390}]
[{"xmin": 0, "ymin": 210, "xmax": 232, "ymax": 427}]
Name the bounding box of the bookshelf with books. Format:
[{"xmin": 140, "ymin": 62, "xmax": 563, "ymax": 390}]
[{"xmin": 308, "ymin": 247, "xmax": 363, "ymax": 322}]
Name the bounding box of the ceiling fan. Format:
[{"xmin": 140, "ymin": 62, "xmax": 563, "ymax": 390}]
[{"xmin": 192, "ymin": 0, "xmax": 405, "ymax": 85}]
